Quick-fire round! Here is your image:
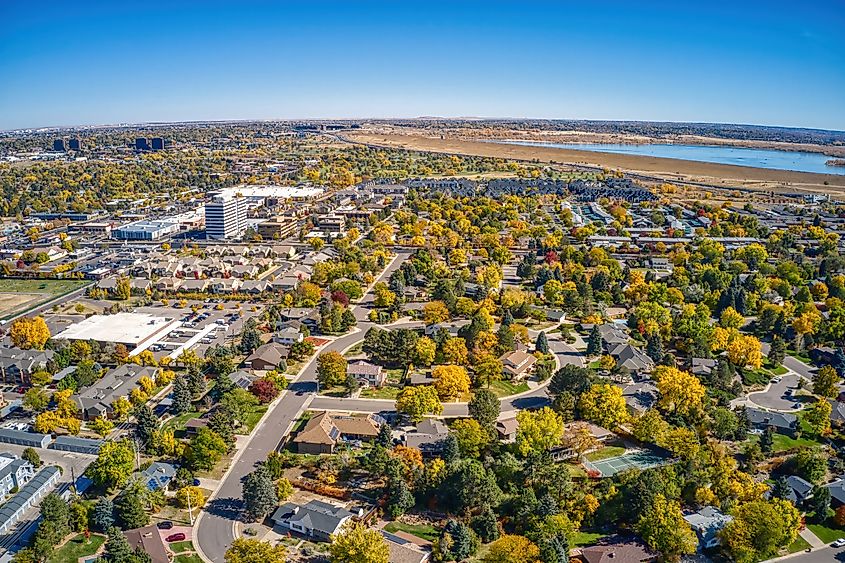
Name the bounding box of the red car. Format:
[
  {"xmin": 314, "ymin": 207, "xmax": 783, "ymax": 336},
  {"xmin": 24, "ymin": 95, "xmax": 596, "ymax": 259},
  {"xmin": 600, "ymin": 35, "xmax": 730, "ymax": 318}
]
[{"xmin": 166, "ymin": 533, "xmax": 186, "ymax": 542}]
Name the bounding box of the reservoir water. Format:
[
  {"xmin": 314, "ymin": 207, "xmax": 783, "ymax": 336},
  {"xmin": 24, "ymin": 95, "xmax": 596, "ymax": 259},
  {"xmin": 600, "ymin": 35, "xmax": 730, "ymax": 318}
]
[{"xmin": 498, "ymin": 140, "xmax": 845, "ymax": 175}]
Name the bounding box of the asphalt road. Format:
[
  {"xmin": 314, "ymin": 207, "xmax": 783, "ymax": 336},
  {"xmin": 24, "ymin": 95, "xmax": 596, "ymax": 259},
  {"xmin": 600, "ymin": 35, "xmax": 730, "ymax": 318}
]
[
  {"xmin": 194, "ymin": 251, "xmax": 410, "ymax": 562},
  {"xmin": 763, "ymin": 544, "xmax": 845, "ymax": 563},
  {"xmin": 746, "ymin": 373, "xmax": 803, "ymax": 411}
]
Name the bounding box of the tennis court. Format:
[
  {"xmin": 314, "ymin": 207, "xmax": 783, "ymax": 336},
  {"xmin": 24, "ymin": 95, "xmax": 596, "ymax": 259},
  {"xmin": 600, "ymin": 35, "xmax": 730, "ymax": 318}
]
[{"xmin": 586, "ymin": 449, "xmax": 668, "ymax": 477}]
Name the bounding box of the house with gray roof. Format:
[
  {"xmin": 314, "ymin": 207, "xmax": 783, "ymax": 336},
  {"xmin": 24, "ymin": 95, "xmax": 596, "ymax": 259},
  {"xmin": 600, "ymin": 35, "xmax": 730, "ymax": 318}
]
[
  {"xmin": 608, "ymin": 343, "xmax": 654, "ymax": 375},
  {"xmin": 746, "ymin": 407, "xmax": 797, "ymax": 436},
  {"xmin": 0, "ymin": 346, "xmax": 55, "ymax": 384},
  {"xmin": 402, "ymin": 419, "xmax": 450, "ymax": 455},
  {"xmin": 683, "ymin": 506, "xmax": 732, "ymax": 549},
  {"xmin": 270, "ymin": 500, "xmax": 358, "ymax": 541},
  {"xmin": 783, "ymin": 475, "xmax": 814, "ymax": 505},
  {"xmin": 138, "ymin": 461, "xmax": 177, "ymax": 491},
  {"xmin": 73, "ymin": 364, "xmax": 157, "ymax": 420}
]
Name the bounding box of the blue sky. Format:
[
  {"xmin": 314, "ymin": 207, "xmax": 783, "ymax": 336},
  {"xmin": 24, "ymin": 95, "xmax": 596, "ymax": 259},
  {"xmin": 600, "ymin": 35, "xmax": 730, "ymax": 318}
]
[{"xmin": 1, "ymin": 1, "xmax": 844, "ymax": 130}]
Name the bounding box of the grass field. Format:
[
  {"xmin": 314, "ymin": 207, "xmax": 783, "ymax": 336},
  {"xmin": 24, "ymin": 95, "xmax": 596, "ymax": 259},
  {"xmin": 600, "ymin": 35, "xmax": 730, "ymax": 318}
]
[
  {"xmin": 488, "ymin": 379, "xmax": 530, "ymax": 398},
  {"xmin": 787, "ymin": 536, "xmax": 812, "ymax": 553},
  {"xmin": 360, "ymin": 385, "xmax": 402, "ymax": 399},
  {"xmin": 585, "ymin": 446, "xmax": 626, "ymax": 462},
  {"xmin": 383, "ymin": 521, "xmax": 440, "ymax": 542},
  {"xmin": 0, "ymin": 278, "xmax": 90, "ymax": 319},
  {"xmin": 48, "ymin": 533, "xmax": 106, "ymax": 563},
  {"xmin": 169, "ymin": 541, "xmax": 195, "ymax": 554},
  {"xmin": 571, "ymin": 531, "xmax": 606, "ymax": 547}
]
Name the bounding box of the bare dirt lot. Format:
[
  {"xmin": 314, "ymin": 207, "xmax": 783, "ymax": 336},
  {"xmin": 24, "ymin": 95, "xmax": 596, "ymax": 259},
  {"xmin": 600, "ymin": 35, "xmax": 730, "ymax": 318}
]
[{"xmin": 345, "ymin": 131, "xmax": 845, "ymax": 196}]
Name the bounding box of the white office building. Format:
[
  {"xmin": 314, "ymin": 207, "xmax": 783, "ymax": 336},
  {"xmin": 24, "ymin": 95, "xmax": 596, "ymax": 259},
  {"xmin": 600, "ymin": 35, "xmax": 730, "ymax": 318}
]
[{"xmin": 205, "ymin": 195, "xmax": 248, "ymax": 239}]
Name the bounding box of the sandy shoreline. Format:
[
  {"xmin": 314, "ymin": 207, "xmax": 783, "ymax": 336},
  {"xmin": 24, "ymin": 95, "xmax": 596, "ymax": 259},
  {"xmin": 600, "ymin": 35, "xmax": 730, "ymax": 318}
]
[{"xmin": 344, "ymin": 131, "xmax": 845, "ymax": 196}]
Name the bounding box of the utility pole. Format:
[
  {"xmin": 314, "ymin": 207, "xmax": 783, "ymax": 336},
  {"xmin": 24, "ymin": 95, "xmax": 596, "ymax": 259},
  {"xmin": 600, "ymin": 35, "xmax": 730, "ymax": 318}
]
[{"xmin": 187, "ymin": 487, "xmax": 194, "ymax": 526}]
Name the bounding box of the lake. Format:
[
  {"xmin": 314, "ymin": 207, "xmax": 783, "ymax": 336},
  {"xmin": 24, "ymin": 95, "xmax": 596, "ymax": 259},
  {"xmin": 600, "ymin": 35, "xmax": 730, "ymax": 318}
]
[{"xmin": 497, "ymin": 140, "xmax": 845, "ymax": 175}]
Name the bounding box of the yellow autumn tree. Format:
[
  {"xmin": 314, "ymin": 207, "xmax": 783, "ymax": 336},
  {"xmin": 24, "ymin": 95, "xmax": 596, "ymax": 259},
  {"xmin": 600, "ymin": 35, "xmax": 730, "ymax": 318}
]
[
  {"xmin": 432, "ymin": 365, "xmax": 470, "ymax": 401},
  {"xmin": 9, "ymin": 316, "xmax": 51, "ymax": 350},
  {"xmin": 726, "ymin": 334, "xmax": 762, "ymax": 369},
  {"xmin": 653, "ymin": 366, "xmax": 705, "ymax": 416}
]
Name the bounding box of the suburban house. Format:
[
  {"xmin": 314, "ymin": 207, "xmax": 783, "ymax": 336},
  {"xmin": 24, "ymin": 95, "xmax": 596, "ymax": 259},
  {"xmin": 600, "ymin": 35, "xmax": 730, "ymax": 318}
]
[
  {"xmin": 0, "ymin": 347, "xmax": 55, "ymax": 384},
  {"xmin": 0, "ymin": 453, "xmax": 35, "ymax": 497},
  {"xmin": 402, "ymin": 419, "xmax": 450, "ymax": 455},
  {"xmin": 621, "ymin": 380, "xmax": 658, "ymax": 414},
  {"xmin": 138, "ymin": 461, "xmax": 177, "ymax": 491},
  {"xmin": 499, "ymin": 350, "xmax": 537, "ymax": 380},
  {"xmin": 275, "ymin": 326, "xmax": 304, "ymax": 346},
  {"xmin": 346, "ymin": 360, "xmax": 386, "ymax": 388},
  {"xmin": 830, "ymin": 400, "xmax": 845, "ymax": 427},
  {"xmin": 683, "ymin": 506, "xmax": 733, "ymax": 549},
  {"xmin": 382, "ymin": 530, "xmax": 432, "ymax": 563},
  {"xmin": 245, "ymin": 342, "xmax": 289, "ymax": 371},
  {"xmin": 782, "ymin": 475, "xmax": 814, "ymax": 506},
  {"xmin": 595, "ymin": 323, "xmax": 630, "ymax": 350},
  {"xmin": 746, "ymin": 407, "xmax": 798, "ymax": 436},
  {"xmin": 293, "ymin": 412, "xmax": 383, "ymax": 454},
  {"xmin": 495, "ymin": 417, "xmax": 519, "ymax": 442},
  {"xmin": 270, "ymin": 500, "xmax": 358, "ymax": 541},
  {"xmin": 690, "ymin": 357, "xmax": 718, "ymax": 379},
  {"xmin": 579, "ymin": 540, "xmax": 656, "ymax": 563},
  {"xmin": 551, "ymin": 421, "xmax": 614, "ymax": 461},
  {"xmin": 608, "ymin": 343, "xmax": 654, "ymax": 375},
  {"xmin": 123, "ymin": 525, "xmax": 170, "ymax": 563},
  {"xmin": 825, "ymin": 475, "xmax": 845, "ymax": 507}
]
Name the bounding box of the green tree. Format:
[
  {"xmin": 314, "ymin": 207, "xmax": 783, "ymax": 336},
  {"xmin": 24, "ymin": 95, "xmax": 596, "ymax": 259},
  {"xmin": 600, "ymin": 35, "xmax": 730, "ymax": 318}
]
[
  {"xmin": 243, "ymin": 464, "xmax": 278, "ymax": 521},
  {"xmin": 115, "ymin": 482, "xmax": 149, "ymax": 530},
  {"xmin": 89, "ymin": 440, "xmax": 135, "ymax": 490},
  {"xmin": 720, "ymin": 499, "xmax": 801, "ymax": 563},
  {"xmin": 637, "ymin": 494, "xmax": 698, "ymax": 559},
  {"xmin": 516, "ymin": 407, "xmax": 564, "ymax": 456},
  {"xmin": 187, "ymin": 428, "xmax": 227, "ymax": 471},
  {"xmin": 452, "ymin": 419, "xmax": 492, "ymax": 458},
  {"xmin": 93, "ymin": 497, "xmax": 115, "ymax": 532},
  {"xmin": 535, "ymin": 331, "xmax": 550, "ymax": 355},
  {"xmin": 22, "ymin": 447, "xmax": 41, "ymax": 467},
  {"xmin": 172, "ymin": 375, "xmax": 192, "ymax": 414},
  {"xmin": 813, "ymin": 365, "xmax": 840, "ymax": 399},
  {"xmin": 586, "ymin": 325, "xmax": 602, "ymax": 356},
  {"xmin": 317, "ymin": 351, "xmax": 348, "ymax": 388},
  {"xmin": 395, "ymin": 385, "xmax": 442, "ymax": 422},
  {"xmin": 468, "ymin": 388, "xmax": 500, "ymax": 435}
]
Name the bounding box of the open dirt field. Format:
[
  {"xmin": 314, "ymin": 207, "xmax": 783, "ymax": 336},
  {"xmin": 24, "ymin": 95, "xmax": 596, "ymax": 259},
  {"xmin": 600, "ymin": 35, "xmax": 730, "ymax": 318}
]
[
  {"xmin": 0, "ymin": 279, "xmax": 90, "ymax": 319},
  {"xmin": 345, "ymin": 131, "xmax": 845, "ymax": 196}
]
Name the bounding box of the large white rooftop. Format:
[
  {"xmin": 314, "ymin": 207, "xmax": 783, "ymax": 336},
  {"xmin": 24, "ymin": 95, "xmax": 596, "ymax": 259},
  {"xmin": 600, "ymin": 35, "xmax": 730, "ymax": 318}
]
[
  {"xmin": 215, "ymin": 184, "xmax": 324, "ymax": 200},
  {"xmin": 54, "ymin": 312, "xmax": 180, "ymax": 346}
]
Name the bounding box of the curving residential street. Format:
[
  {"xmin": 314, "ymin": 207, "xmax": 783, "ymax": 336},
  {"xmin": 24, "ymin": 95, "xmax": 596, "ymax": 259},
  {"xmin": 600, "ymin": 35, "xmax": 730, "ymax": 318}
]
[{"xmin": 194, "ymin": 250, "xmax": 582, "ymax": 562}]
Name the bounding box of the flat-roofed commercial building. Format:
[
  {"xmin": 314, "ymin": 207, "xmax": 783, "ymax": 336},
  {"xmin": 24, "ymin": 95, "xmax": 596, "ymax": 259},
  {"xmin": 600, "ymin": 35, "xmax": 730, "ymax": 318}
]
[
  {"xmin": 113, "ymin": 219, "xmax": 180, "ymax": 241},
  {"xmin": 257, "ymin": 216, "xmax": 299, "ymax": 240},
  {"xmin": 205, "ymin": 195, "xmax": 248, "ymax": 239}
]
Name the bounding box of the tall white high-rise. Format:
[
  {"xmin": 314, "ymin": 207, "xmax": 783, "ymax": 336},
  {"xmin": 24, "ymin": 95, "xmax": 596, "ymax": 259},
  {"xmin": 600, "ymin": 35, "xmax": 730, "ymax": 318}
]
[{"xmin": 205, "ymin": 195, "xmax": 247, "ymax": 239}]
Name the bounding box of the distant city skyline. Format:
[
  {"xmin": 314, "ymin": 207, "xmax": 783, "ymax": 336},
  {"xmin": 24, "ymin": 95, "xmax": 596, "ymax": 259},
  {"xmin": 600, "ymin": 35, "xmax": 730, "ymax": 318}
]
[{"xmin": 1, "ymin": 1, "xmax": 844, "ymax": 131}]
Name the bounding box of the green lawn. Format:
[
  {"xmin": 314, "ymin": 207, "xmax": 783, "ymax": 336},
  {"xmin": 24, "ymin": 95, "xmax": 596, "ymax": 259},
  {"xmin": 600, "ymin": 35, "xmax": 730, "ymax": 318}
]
[
  {"xmin": 571, "ymin": 531, "xmax": 606, "ymax": 547},
  {"xmin": 747, "ymin": 432, "xmax": 821, "ymax": 453},
  {"xmin": 585, "ymin": 446, "xmax": 626, "ymax": 462},
  {"xmin": 769, "ymin": 365, "xmax": 788, "ymax": 376},
  {"xmin": 787, "ymin": 536, "xmax": 812, "ymax": 553},
  {"xmin": 807, "ymin": 523, "xmax": 845, "ymax": 543},
  {"xmin": 164, "ymin": 410, "xmax": 202, "ymax": 432},
  {"xmin": 48, "ymin": 533, "xmax": 106, "ymax": 563},
  {"xmin": 488, "ymin": 379, "xmax": 530, "ymax": 398},
  {"xmin": 343, "ymin": 343, "xmax": 363, "ymax": 357},
  {"xmin": 359, "ymin": 385, "xmax": 402, "ymax": 400},
  {"xmin": 168, "ymin": 541, "xmax": 195, "ymax": 554},
  {"xmin": 239, "ymin": 405, "xmax": 269, "ymax": 434},
  {"xmin": 383, "ymin": 522, "xmax": 440, "ymax": 542},
  {"xmin": 174, "ymin": 555, "xmax": 203, "ymax": 563}
]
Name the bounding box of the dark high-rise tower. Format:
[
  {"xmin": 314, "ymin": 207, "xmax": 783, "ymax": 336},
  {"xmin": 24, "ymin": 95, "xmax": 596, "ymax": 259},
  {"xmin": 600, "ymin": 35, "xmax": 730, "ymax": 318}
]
[
  {"xmin": 151, "ymin": 137, "xmax": 165, "ymax": 150},
  {"xmin": 135, "ymin": 137, "xmax": 151, "ymax": 151},
  {"xmin": 53, "ymin": 139, "xmax": 66, "ymax": 152}
]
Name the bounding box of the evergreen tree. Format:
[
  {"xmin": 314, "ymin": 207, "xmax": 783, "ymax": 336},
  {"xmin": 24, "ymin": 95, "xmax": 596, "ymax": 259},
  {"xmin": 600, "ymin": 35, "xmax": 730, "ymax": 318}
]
[
  {"xmin": 133, "ymin": 404, "xmax": 157, "ymax": 448},
  {"xmin": 375, "ymin": 424, "xmax": 393, "ymax": 448},
  {"xmin": 760, "ymin": 426, "xmax": 774, "ymax": 455},
  {"xmin": 92, "ymin": 497, "xmax": 115, "ymax": 532},
  {"xmin": 535, "ymin": 331, "xmax": 550, "ymax": 355},
  {"xmin": 239, "ymin": 321, "xmax": 262, "ymax": 355},
  {"xmin": 386, "ymin": 478, "xmax": 414, "ymax": 518},
  {"xmin": 646, "ymin": 333, "xmax": 663, "ymax": 362},
  {"xmin": 537, "ymin": 493, "xmax": 559, "ymax": 517},
  {"xmin": 468, "ymin": 388, "xmax": 500, "ymax": 434},
  {"xmin": 103, "ymin": 527, "xmax": 134, "ymax": 563},
  {"xmin": 438, "ymin": 520, "xmax": 479, "ymax": 561},
  {"xmin": 471, "ymin": 506, "xmax": 500, "ymax": 543},
  {"xmin": 768, "ymin": 336, "xmax": 786, "ymax": 367},
  {"xmin": 187, "ymin": 366, "xmax": 206, "ymax": 397},
  {"xmin": 115, "ymin": 483, "xmax": 149, "ymax": 530},
  {"xmin": 243, "ymin": 464, "xmax": 278, "ymax": 521},
  {"xmin": 586, "ymin": 325, "xmax": 602, "ymax": 356},
  {"xmin": 171, "ymin": 375, "xmax": 192, "ymax": 415},
  {"xmin": 540, "ymin": 533, "xmax": 570, "ymax": 563},
  {"xmin": 771, "ymin": 476, "xmax": 792, "ymax": 501},
  {"xmin": 810, "ymin": 485, "xmax": 831, "ymax": 521},
  {"xmin": 502, "ymin": 310, "xmax": 514, "ymax": 327},
  {"xmin": 442, "ymin": 433, "xmax": 461, "ymax": 465}
]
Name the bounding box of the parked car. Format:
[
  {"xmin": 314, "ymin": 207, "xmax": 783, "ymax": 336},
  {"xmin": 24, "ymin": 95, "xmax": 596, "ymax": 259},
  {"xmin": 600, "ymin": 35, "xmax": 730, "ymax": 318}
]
[
  {"xmin": 833, "ymin": 538, "xmax": 845, "ymax": 548},
  {"xmin": 157, "ymin": 521, "xmax": 174, "ymax": 530},
  {"xmin": 193, "ymin": 478, "xmax": 201, "ymax": 486},
  {"xmin": 166, "ymin": 533, "xmax": 186, "ymax": 542}
]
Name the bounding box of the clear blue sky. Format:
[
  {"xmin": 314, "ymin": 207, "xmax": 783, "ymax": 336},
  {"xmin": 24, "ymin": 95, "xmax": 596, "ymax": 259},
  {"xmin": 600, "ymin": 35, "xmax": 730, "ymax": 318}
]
[{"xmin": 1, "ymin": 1, "xmax": 844, "ymax": 131}]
